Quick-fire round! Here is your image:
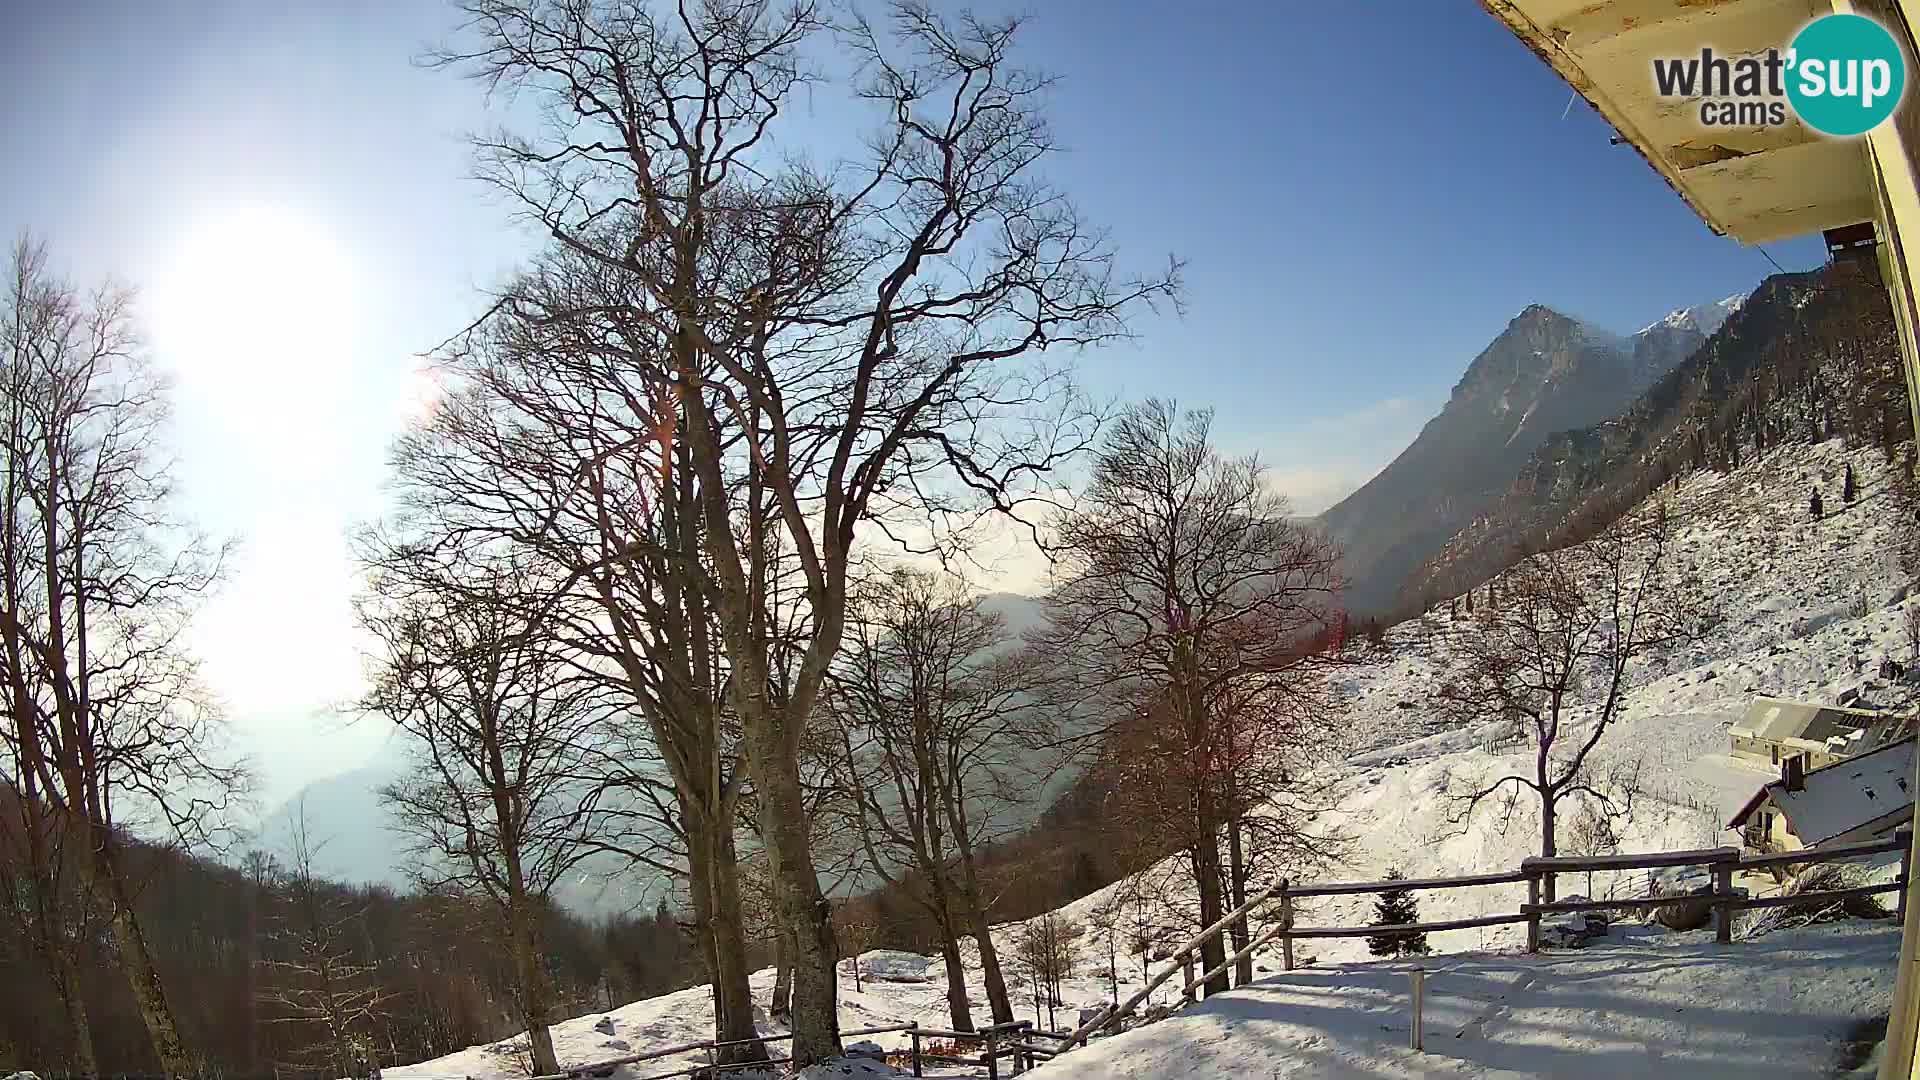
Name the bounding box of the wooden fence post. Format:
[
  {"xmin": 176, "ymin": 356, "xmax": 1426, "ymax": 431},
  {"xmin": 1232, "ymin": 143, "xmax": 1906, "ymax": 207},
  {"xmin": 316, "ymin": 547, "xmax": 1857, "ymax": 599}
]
[
  {"xmin": 1181, "ymin": 951, "xmax": 1195, "ymax": 1004},
  {"xmin": 1900, "ymin": 830, "xmax": 1913, "ymax": 925},
  {"xmin": 1713, "ymin": 856, "xmax": 1734, "ymax": 945},
  {"xmin": 1525, "ymin": 869, "xmax": 1541, "ymax": 954},
  {"xmin": 1280, "ymin": 880, "xmax": 1295, "ymax": 972},
  {"xmin": 985, "ymin": 1026, "xmax": 999, "ymax": 1080},
  {"xmin": 909, "ymin": 1022, "xmax": 922, "ymax": 1078}
]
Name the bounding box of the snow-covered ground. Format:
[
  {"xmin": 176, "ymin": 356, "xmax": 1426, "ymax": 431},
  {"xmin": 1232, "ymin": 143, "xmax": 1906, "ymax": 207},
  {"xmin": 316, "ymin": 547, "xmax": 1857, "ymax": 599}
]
[
  {"xmin": 1034, "ymin": 923, "xmax": 1897, "ymax": 1079},
  {"xmin": 390, "ymin": 438, "xmax": 1914, "ymax": 1079}
]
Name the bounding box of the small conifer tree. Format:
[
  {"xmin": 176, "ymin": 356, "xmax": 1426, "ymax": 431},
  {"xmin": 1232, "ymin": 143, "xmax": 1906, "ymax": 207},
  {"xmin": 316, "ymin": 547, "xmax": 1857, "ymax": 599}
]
[
  {"xmin": 1811, "ymin": 486, "xmax": 1825, "ymax": 521},
  {"xmin": 1365, "ymin": 869, "xmax": 1431, "ymax": 958},
  {"xmin": 1844, "ymin": 462, "xmax": 1858, "ymax": 504}
]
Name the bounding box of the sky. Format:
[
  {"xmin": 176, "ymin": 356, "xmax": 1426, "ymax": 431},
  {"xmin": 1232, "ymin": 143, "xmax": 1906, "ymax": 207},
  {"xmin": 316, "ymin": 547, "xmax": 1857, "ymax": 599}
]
[{"xmin": 0, "ymin": 0, "xmax": 1830, "ymax": 809}]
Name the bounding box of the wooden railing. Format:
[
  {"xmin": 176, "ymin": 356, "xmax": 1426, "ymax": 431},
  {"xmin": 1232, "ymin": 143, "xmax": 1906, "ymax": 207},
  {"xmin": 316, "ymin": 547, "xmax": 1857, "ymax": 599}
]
[
  {"xmin": 1059, "ymin": 829, "xmax": 1912, "ymax": 1048},
  {"xmin": 1520, "ymin": 830, "xmax": 1912, "ymax": 947},
  {"xmin": 519, "ymin": 831, "xmax": 1914, "ymax": 1076},
  {"xmin": 528, "ymin": 1018, "xmax": 1045, "ymax": 1080}
]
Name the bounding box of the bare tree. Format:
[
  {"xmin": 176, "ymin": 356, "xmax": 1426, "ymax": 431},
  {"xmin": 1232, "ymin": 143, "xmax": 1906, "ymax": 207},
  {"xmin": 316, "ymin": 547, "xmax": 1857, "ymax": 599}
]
[
  {"xmin": 427, "ymin": 1, "xmax": 1177, "ymax": 1062},
  {"xmin": 260, "ymin": 804, "xmax": 397, "ymax": 1078},
  {"xmin": 1438, "ymin": 504, "xmax": 1690, "ymax": 901},
  {"xmin": 1561, "ymin": 797, "xmax": 1623, "ymax": 899},
  {"xmin": 358, "ymin": 553, "xmax": 607, "ymax": 1076},
  {"xmin": 0, "ymin": 235, "xmax": 242, "ymax": 1075},
  {"xmin": 1084, "ymin": 891, "xmax": 1124, "ymax": 1008},
  {"xmin": 1011, "ymin": 912, "xmax": 1080, "ymax": 1030},
  {"xmin": 1031, "ymin": 400, "xmax": 1345, "ymax": 994},
  {"xmin": 826, "ymin": 566, "xmax": 1043, "ymax": 1026},
  {"xmin": 834, "ymin": 905, "xmax": 876, "ymax": 994},
  {"xmin": 381, "ymin": 276, "xmax": 772, "ymax": 1062}
]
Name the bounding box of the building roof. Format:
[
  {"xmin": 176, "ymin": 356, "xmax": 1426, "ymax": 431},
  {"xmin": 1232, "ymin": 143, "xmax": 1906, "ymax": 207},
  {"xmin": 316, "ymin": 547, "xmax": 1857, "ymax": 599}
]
[
  {"xmin": 1480, "ymin": 0, "xmax": 1873, "ymax": 243},
  {"xmin": 1729, "ymin": 736, "xmax": 1917, "ymax": 846},
  {"xmin": 1728, "ymin": 696, "xmax": 1894, "ymax": 755}
]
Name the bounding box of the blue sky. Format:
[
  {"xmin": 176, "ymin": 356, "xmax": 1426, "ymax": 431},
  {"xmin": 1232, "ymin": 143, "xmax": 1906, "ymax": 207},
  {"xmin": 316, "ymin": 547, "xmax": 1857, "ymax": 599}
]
[{"xmin": 0, "ymin": 0, "xmax": 1827, "ymax": 804}]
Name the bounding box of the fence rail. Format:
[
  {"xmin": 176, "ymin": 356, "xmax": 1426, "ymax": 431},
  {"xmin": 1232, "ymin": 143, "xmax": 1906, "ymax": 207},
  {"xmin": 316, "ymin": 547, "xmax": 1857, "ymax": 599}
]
[
  {"xmin": 532, "ymin": 1018, "xmax": 1049, "ymax": 1080},
  {"xmin": 1064, "ymin": 828, "xmax": 1912, "ymax": 1047}
]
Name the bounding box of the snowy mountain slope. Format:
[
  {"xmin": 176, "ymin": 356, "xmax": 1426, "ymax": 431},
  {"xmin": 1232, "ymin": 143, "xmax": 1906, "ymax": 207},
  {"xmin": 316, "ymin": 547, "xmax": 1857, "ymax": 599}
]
[
  {"xmin": 1321, "ymin": 294, "xmax": 1738, "ymax": 614},
  {"xmin": 390, "ymin": 436, "xmax": 1910, "ymax": 1079},
  {"xmin": 1414, "ymin": 266, "xmax": 1905, "ymax": 610},
  {"xmin": 1638, "ymin": 294, "xmax": 1745, "ymax": 337}
]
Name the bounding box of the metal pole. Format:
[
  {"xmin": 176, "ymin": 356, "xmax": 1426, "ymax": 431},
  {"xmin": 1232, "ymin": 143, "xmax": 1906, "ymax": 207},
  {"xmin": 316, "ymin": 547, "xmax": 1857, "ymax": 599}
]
[{"xmin": 1408, "ymin": 968, "xmax": 1425, "ymax": 1052}]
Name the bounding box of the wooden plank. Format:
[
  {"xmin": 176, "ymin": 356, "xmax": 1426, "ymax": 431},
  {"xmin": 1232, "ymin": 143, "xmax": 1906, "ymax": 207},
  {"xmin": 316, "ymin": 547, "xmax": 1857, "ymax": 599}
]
[
  {"xmin": 1739, "ymin": 833, "xmax": 1911, "ymax": 870},
  {"xmin": 1526, "ymin": 873, "xmax": 1540, "ymax": 954},
  {"xmin": 1062, "ymin": 876, "xmax": 1289, "ymax": 1045},
  {"xmin": 1524, "ymin": 894, "xmax": 1729, "ymax": 915},
  {"xmin": 1290, "ymin": 869, "xmax": 1531, "ymax": 898},
  {"xmin": 1522, "ymin": 846, "xmax": 1737, "ymax": 872},
  {"xmin": 1283, "ymin": 912, "xmax": 1532, "ymax": 940},
  {"xmin": 1714, "ymin": 862, "xmax": 1733, "ymax": 944},
  {"xmin": 1737, "ymin": 882, "xmax": 1905, "ymax": 912},
  {"xmin": 535, "ymin": 1025, "xmax": 917, "ymax": 1080}
]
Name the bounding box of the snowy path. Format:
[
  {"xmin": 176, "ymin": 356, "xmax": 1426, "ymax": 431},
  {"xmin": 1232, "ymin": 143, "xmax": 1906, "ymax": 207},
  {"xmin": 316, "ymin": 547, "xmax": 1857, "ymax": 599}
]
[{"xmin": 1030, "ymin": 925, "xmax": 1897, "ymax": 1079}]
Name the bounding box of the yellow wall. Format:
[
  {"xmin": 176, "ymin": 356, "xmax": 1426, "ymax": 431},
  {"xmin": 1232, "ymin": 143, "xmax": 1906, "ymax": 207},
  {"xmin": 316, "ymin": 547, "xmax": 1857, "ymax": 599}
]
[
  {"xmin": 1742, "ymin": 802, "xmax": 1807, "ymax": 852},
  {"xmin": 1844, "ymin": 0, "xmax": 1920, "ymax": 442}
]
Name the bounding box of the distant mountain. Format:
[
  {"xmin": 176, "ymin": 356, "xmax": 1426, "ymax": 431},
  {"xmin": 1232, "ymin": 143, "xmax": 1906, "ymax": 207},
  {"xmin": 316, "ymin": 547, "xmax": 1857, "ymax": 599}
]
[
  {"xmin": 258, "ymin": 759, "xmax": 409, "ymax": 889},
  {"xmin": 977, "ymin": 591, "xmax": 1047, "ymax": 640},
  {"xmin": 260, "ymin": 755, "xmax": 658, "ymax": 916},
  {"xmin": 1407, "ymin": 264, "xmax": 1907, "ymax": 605},
  {"xmin": 1317, "ymin": 296, "xmax": 1741, "ymax": 614},
  {"xmin": 260, "ymin": 590, "xmax": 1057, "ymax": 914}
]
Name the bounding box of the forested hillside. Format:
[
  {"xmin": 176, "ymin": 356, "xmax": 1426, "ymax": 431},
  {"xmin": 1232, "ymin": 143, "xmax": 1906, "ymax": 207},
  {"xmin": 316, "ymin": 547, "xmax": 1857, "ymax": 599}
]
[{"xmin": 0, "ymin": 788, "xmax": 707, "ymax": 1076}]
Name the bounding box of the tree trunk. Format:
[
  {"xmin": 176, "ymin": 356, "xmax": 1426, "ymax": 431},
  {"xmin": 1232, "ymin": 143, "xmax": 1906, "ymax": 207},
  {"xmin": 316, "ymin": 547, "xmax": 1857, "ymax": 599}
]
[
  {"xmin": 771, "ymin": 926, "xmax": 793, "ymax": 1018},
  {"xmin": 952, "ymin": 848, "xmax": 1014, "ymax": 1023},
  {"xmin": 707, "ymin": 824, "xmax": 767, "ymax": 1063},
  {"xmin": 938, "ymin": 932, "xmax": 974, "ymax": 1032},
  {"xmin": 685, "ymin": 813, "xmax": 765, "ymax": 1063},
  {"xmin": 93, "ymin": 840, "xmax": 194, "ymax": 1076},
  {"xmin": 738, "ymin": 712, "xmax": 839, "ymax": 1065},
  {"xmin": 53, "ymin": 942, "xmax": 99, "ymax": 1078},
  {"xmin": 1189, "ymin": 833, "xmax": 1230, "ymax": 997},
  {"xmin": 1226, "ymin": 817, "xmax": 1252, "ymax": 988},
  {"xmin": 1539, "ymin": 794, "xmax": 1559, "ymax": 904},
  {"xmin": 686, "ymin": 835, "xmax": 723, "ymax": 1000},
  {"xmin": 509, "ymin": 902, "xmax": 561, "ymax": 1076},
  {"xmin": 1538, "ymin": 745, "xmax": 1558, "ymax": 904}
]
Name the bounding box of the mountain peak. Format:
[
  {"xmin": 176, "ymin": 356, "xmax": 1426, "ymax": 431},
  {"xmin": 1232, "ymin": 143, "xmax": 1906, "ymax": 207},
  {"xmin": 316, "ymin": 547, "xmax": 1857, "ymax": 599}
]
[
  {"xmin": 1321, "ymin": 287, "xmax": 1743, "ymax": 614},
  {"xmin": 1637, "ymin": 294, "xmax": 1746, "ymax": 338}
]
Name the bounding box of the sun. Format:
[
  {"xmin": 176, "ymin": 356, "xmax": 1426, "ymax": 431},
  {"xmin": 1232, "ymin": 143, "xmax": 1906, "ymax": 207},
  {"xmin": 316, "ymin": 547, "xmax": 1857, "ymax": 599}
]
[{"xmin": 150, "ymin": 205, "xmax": 357, "ymax": 417}]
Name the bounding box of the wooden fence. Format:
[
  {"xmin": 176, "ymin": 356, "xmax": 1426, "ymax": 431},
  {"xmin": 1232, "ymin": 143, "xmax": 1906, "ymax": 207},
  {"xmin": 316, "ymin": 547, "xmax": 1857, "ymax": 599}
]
[
  {"xmin": 523, "ymin": 831, "xmax": 1912, "ymax": 1077},
  {"xmin": 1062, "ymin": 829, "xmax": 1912, "ymax": 1047},
  {"xmin": 531, "ymin": 1018, "xmax": 1047, "ymax": 1080}
]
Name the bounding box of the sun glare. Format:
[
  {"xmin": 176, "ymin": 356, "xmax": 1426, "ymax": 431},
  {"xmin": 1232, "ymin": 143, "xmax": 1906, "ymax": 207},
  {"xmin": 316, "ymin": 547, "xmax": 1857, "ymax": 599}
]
[{"xmin": 151, "ymin": 206, "xmax": 357, "ymax": 420}]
